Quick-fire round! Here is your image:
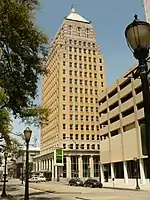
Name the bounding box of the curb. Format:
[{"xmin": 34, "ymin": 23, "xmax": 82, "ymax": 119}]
[{"xmin": 103, "ymin": 186, "xmax": 143, "ymax": 191}]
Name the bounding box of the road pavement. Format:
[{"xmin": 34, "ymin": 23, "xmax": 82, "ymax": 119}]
[{"xmin": 1, "ymin": 179, "xmax": 150, "ymax": 199}]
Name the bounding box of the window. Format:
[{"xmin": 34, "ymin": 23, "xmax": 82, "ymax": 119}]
[
  {"xmin": 63, "ymin": 105, "xmax": 66, "ymax": 110},
  {"xmin": 81, "ymin": 125, "xmax": 84, "ymax": 130},
  {"xmin": 75, "ymin": 105, "xmax": 78, "ymax": 111},
  {"xmin": 70, "ymin": 144, "xmax": 73, "ymax": 149},
  {"xmin": 97, "ymin": 135, "xmax": 99, "ymax": 140},
  {"xmin": 89, "ymin": 57, "xmax": 91, "ymax": 62},
  {"xmin": 93, "ymin": 58, "xmax": 96, "ymax": 62},
  {"xmin": 86, "ymin": 125, "xmax": 89, "ymax": 130},
  {"xmin": 69, "ymin": 47, "xmax": 72, "ymax": 52},
  {"xmin": 80, "ymin": 106, "xmax": 84, "ymax": 111},
  {"xmin": 70, "ymin": 115, "xmax": 73, "ymax": 120},
  {"xmin": 69, "ymin": 62, "xmax": 72, "ymax": 67},
  {"xmin": 75, "ymin": 134, "xmax": 78, "ymax": 140},
  {"xmin": 84, "ymin": 56, "xmax": 87, "ymax": 62},
  {"xmin": 81, "ymin": 134, "xmax": 84, "ymax": 140},
  {"xmin": 74, "ymin": 55, "xmax": 77, "ymax": 60},
  {"xmin": 63, "ymin": 86, "xmax": 66, "ymax": 92},
  {"xmin": 69, "ymin": 39, "xmax": 72, "ymax": 44},
  {"xmin": 91, "ymin": 116, "xmax": 94, "ymax": 121},
  {"xmin": 70, "ymin": 87, "xmax": 73, "ymax": 93},
  {"xmin": 63, "ymin": 124, "xmax": 66, "ymax": 129},
  {"xmin": 89, "ymin": 72, "xmax": 92, "ymax": 78},
  {"xmin": 63, "ymin": 114, "xmax": 66, "ymax": 120},
  {"xmin": 91, "ymin": 126, "xmax": 94, "ymax": 131},
  {"xmin": 69, "ymin": 54, "xmax": 72, "ymax": 59},
  {"xmin": 69, "ymin": 70, "xmax": 72, "ymax": 75},
  {"xmin": 86, "ymin": 28, "xmax": 90, "ymax": 38},
  {"xmin": 75, "ymin": 88, "xmax": 78, "ymax": 93},
  {"xmin": 97, "ymin": 144, "xmax": 100, "ymax": 149},
  {"xmin": 75, "ymin": 79, "xmax": 77, "ymax": 84},
  {"xmin": 91, "ymin": 144, "xmax": 95, "ymax": 149},
  {"xmin": 63, "ymin": 133, "xmax": 66, "ymax": 139},
  {"xmin": 75, "ymin": 115, "xmax": 78, "ymax": 120},
  {"xmin": 86, "ymin": 135, "xmax": 89, "ymax": 140},
  {"xmin": 79, "ymin": 63, "xmax": 82, "ymax": 68},
  {"xmin": 63, "ymin": 69, "xmax": 66, "ymax": 74},
  {"xmin": 79, "ymin": 41, "xmax": 81, "ymax": 45},
  {"xmin": 63, "ymin": 61, "xmax": 66, "ymax": 66},
  {"xmin": 70, "ymin": 124, "xmax": 73, "ymax": 130},
  {"xmin": 93, "ymin": 50, "xmax": 95, "ymax": 55},
  {"xmin": 91, "ymin": 98, "xmax": 93, "ymax": 103},
  {"xmin": 75, "ymin": 96, "xmax": 78, "ymax": 102},
  {"xmin": 84, "ymin": 49, "xmax": 86, "ymax": 53},
  {"xmin": 81, "ymin": 115, "xmax": 84, "ymax": 121},
  {"xmin": 92, "ymin": 134, "xmax": 95, "ymax": 140},
  {"xmin": 79, "ymin": 48, "xmax": 82, "ymax": 53},
  {"xmin": 94, "ymin": 65, "xmax": 96, "ymax": 70},
  {"xmin": 63, "ymin": 53, "xmax": 65, "ymax": 58},
  {"xmin": 95, "ymin": 90, "xmax": 98, "ymax": 95},
  {"xmin": 68, "ymin": 25, "xmax": 72, "ymax": 35},
  {"xmin": 89, "ymin": 65, "xmax": 92, "ymax": 70},
  {"xmin": 69, "ymin": 79, "xmax": 73, "ymax": 84},
  {"xmin": 77, "ymin": 27, "xmax": 81, "ymax": 36},
  {"xmin": 70, "ymin": 134, "xmax": 73, "ymax": 140},
  {"xmin": 84, "ymin": 64, "xmax": 87, "ymax": 69},
  {"xmin": 87, "ymin": 144, "xmax": 90, "ymax": 149},
  {"xmin": 63, "ymin": 95, "xmax": 65, "ymax": 101},
  {"xmin": 85, "ymin": 80, "xmax": 88, "ymax": 85},
  {"xmin": 85, "ymin": 72, "xmax": 87, "ymax": 77},
  {"xmin": 88, "ymin": 42, "xmax": 90, "ymax": 47},
  {"xmin": 63, "ymin": 78, "xmax": 66, "ymax": 83},
  {"xmin": 80, "ymin": 80, "xmax": 83, "ymax": 85},
  {"xmin": 85, "ymin": 106, "xmax": 88, "ymax": 111},
  {"xmin": 76, "ymin": 144, "xmax": 79, "ymax": 149},
  {"xmin": 74, "ymin": 40, "xmax": 77, "ymax": 45},
  {"xmin": 80, "ymin": 71, "xmax": 82, "ymax": 76},
  {"xmin": 100, "ymin": 66, "xmax": 102, "ymax": 71},
  {"xmin": 79, "ymin": 55, "xmax": 82, "ymax": 61},
  {"xmin": 85, "ymin": 88, "xmax": 88, "ymax": 94},
  {"xmin": 74, "ymin": 71, "xmax": 77, "ymax": 76},
  {"xmin": 69, "ymin": 96, "xmax": 73, "ymax": 101},
  {"xmin": 75, "ymin": 124, "xmax": 78, "ymax": 130},
  {"xmin": 80, "ymin": 88, "xmax": 83, "ymax": 93},
  {"xmin": 83, "ymin": 42, "xmax": 86, "ymax": 46},
  {"xmin": 81, "ymin": 144, "xmax": 84, "ymax": 149},
  {"xmin": 94, "ymin": 73, "xmax": 97, "ymax": 78},
  {"xmin": 101, "ymin": 82, "xmax": 104, "ymax": 87},
  {"xmin": 100, "ymin": 74, "xmax": 103, "ymax": 79},
  {"xmin": 80, "ymin": 97, "xmax": 83, "ymax": 102},
  {"xmin": 74, "ymin": 63, "xmax": 77, "ymax": 68},
  {"xmin": 93, "ymin": 43, "xmax": 95, "ymax": 48},
  {"xmin": 86, "ymin": 116, "xmax": 89, "ymax": 121},
  {"xmin": 85, "ymin": 97, "xmax": 88, "ymax": 103},
  {"xmin": 63, "ymin": 144, "xmax": 66, "ymax": 149},
  {"xmin": 70, "ymin": 105, "xmax": 73, "ymax": 111},
  {"xmin": 74, "ymin": 47, "xmax": 77, "ymax": 52},
  {"xmin": 90, "ymin": 89, "xmax": 93, "ymax": 94}
]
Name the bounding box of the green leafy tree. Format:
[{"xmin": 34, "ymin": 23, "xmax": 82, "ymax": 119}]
[{"xmin": 0, "ymin": 0, "xmax": 49, "ymax": 127}]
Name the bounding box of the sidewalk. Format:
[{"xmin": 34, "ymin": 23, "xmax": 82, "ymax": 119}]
[{"xmin": 102, "ymin": 179, "xmax": 150, "ymax": 191}]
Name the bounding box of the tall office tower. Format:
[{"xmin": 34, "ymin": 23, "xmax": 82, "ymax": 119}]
[
  {"xmin": 37, "ymin": 7, "xmax": 106, "ymax": 179},
  {"xmin": 144, "ymin": 0, "xmax": 150, "ymax": 23}
]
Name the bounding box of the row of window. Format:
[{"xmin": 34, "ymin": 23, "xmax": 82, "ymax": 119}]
[
  {"xmin": 63, "ymin": 133, "xmax": 100, "ymax": 140},
  {"xmin": 64, "ymin": 62, "xmax": 103, "ymax": 71},
  {"xmin": 66, "ymin": 54, "xmax": 97, "ymax": 62},
  {"xmin": 69, "ymin": 40, "xmax": 98, "ymax": 50},
  {"xmin": 62, "ymin": 114, "xmax": 99, "ymax": 121},
  {"xmin": 62, "ymin": 124, "xmax": 99, "ymax": 131},
  {"xmin": 65, "ymin": 48, "xmax": 96, "ymax": 55},
  {"xmin": 63, "ymin": 96, "xmax": 98, "ymax": 103},
  {"xmin": 62, "ymin": 105, "xmax": 99, "ymax": 112},
  {"xmin": 68, "ymin": 79, "xmax": 98, "ymax": 86},
  {"xmin": 62, "ymin": 69, "xmax": 103, "ymax": 79},
  {"xmin": 68, "ymin": 26, "xmax": 90, "ymax": 37},
  {"xmin": 63, "ymin": 143, "xmax": 100, "ymax": 150}
]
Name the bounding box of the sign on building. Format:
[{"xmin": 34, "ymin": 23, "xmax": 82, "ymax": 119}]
[{"xmin": 54, "ymin": 149, "xmax": 64, "ymax": 166}]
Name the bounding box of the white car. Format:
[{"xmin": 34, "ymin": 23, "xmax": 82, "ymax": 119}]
[
  {"xmin": 29, "ymin": 177, "xmax": 39, "ymax": 183},
  {"xmin": 38, "ymin": 176, "xmax": 46, "ymax": 182}
]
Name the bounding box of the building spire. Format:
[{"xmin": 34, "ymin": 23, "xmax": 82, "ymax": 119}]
[{"xmin": 71, "ymin": 5, "xmax": 76, "ymax": 13}]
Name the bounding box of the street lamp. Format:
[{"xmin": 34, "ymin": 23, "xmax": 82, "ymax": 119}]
[
  {"xmin": 125, "ymin": 15, "xmax": 150, "ymax": 178},
  {"xmin": 24, "ymin": 127, "xmax": 32, "ymax": 200},
  {"xmin": 1, "ymin": 151, "xmax": 8, "ymax": 197},
  {"xmin": 134, "ymin": 157, "xmax": 140, "ymax": 190}
]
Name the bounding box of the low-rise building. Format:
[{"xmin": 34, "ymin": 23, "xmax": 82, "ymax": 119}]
[{"xmin": 98, "ymin": 64, "xmax": 150, "ymax": 184}]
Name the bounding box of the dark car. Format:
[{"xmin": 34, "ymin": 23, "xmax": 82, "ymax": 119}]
[
  {"xmin": 84, "ymin": 179, "xmax": 103, "ymax": 188},
  {"xmin": 69, "ymin": 178, "xmax": 84, "ymax": 186}
]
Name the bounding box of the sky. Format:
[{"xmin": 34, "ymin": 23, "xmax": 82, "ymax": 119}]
[{"xmin": 12, "ymin": 0, "xmax": 145, "ymax": 146}]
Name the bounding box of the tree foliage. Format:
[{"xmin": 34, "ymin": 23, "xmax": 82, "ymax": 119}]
[{"xmin": 0, "ymin": 0, "xmax": 49, "ymax": 124}]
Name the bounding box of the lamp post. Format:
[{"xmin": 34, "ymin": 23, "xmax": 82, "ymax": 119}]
[
  {"xmin": 125, "ymin": 15, "xmax": 150, "ymax": 178},
  {"xmin": 134, "ymin": 157, "xmax": 140, "ymax": 190},
  {"xmin": 22, "ymin": 152, "xmax": 24, "ymax": 185},
  {"xmin": 24, "ymin": 127, "xmax": 32, "ymax": 200},
  {"xmin": 1, "ymin": 152, "xmax": 8, "ymax": 197}
]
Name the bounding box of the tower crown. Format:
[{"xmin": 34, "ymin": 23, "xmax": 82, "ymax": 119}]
[{"xmin": 65, "ymin": 7, "xmax": 90, "ymax": 23}]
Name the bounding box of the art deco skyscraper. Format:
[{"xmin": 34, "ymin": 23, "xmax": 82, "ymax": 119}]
[
  {"xmin": 40, "ymin": 7, "xmax": 106, "ymax": 178},
  {"xmin": 144, "ymin": 0, "xmax": 150, "ymax": 23}
]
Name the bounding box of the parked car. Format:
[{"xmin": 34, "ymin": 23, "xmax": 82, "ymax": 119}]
[
  {"xmin": 69, "ymin": 178, "xmax": 84, "ymax": 186},
  {"xmin": 38, "ymin": 176, "xmax": 46, "ymax": 182},
  {"xmin": 29, "ymin": 177, "xmax": 39, "ymax": 183},
  {"xmin": 84, "ymin": 179, "xmax": 103, "ymax": 188}
]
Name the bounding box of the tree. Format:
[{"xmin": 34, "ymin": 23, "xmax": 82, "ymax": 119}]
[{"xmin": 0, "ymin": 0, "xmax": 49, "ymax": 126}]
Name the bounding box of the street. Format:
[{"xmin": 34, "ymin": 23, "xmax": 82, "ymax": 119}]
[{"xmin": 1, "ymin": 179, "xmax": 150, "ymax": 200}]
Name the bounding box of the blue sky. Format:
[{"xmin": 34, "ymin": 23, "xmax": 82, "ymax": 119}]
[{"xmin": 12, "ymin": 0, "xmax": 145, "ymax": 146}]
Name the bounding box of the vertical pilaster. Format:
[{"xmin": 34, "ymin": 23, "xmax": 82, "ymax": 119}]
[
  {"xmin": 52, "ymin": 159, "xmax": 54, "ymax": 180},
  {"xmin": 111, "ymin": 163, "xmax": 115, "ymax": 179},
  {"xmin": 123, "ymin": 161, "xmax": 128, "ymax": 183},
  {"xmin": 139, "ymin": 159, "xmax": 146, "ymax": 184},
  {"xmin": 78, "ymin": 155, "xmax": 83, "ymax": 178},
  {"xmin": 89, "ymin": 156, "xmax": 94, "ymax": 178},
  {"xmin": 66, "ymin": 155, "xmax": 71, "ymax": 178}
]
